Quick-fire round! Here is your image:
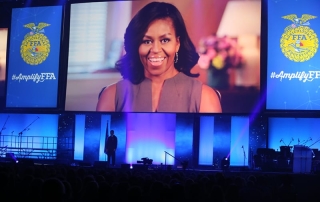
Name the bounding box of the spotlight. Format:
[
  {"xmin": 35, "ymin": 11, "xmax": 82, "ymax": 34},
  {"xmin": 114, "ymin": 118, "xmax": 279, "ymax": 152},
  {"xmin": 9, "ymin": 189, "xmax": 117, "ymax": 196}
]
[{"xmin": 221, "ymin": 157, "xmax": 230, "ymax": 171}]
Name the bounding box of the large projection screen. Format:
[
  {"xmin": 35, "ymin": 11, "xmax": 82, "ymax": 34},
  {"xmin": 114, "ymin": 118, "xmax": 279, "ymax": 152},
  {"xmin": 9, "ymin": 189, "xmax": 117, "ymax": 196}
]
[
  {"xmin": 65, "ymin": 0, "xmax": 261, "ymax": 113},
  {"xmin": 265, "ymin": 0, "xmax": 320, "ymax": 111},
  {"xmin": 6, "ymin": 5, "xmax": 63, "ymax": 108}
]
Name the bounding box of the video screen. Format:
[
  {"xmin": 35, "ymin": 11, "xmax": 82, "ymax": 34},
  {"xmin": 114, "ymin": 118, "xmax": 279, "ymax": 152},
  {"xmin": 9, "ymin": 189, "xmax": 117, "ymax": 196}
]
[
  {"xmin": 6, "ymin": 5, "xmax": 63, "ymax": 108},
  {"xmin": 0, "ymin": 28, "xmax": 7, "ymax": 107},
  {"xmin": 265, "ymin": 0, "xmax": 320, "ymax": 111},
  {"xmin": 65, "ymin": 0, "xmax": 261, "ymax": 113}
]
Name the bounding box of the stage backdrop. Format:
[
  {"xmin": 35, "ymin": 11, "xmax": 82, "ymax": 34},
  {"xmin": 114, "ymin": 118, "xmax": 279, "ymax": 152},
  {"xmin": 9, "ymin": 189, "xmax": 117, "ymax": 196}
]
[
  {"xmin": 73, "ymin": 113, "xmax": 254, "ymax": 168},
  {"xmin": 268, "ymin": 117, "xmax": 320, "ymax": 151},
  {"xmin": 0, "ymin": 113, "xmax": 58, "ymax": 159}
]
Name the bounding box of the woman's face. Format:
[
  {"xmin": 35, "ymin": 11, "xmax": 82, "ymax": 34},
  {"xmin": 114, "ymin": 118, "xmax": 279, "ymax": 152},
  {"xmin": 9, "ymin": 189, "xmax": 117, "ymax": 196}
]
[{"xmin": 139, "ymin": 18, "xmax": 180, "ymax": 79}]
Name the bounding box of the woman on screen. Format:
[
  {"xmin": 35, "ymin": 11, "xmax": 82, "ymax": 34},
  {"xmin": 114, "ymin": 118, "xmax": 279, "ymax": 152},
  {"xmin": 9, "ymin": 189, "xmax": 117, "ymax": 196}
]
[{"xmin": 96, "ymin": 2, "xmax": 221, "ymax": 113}]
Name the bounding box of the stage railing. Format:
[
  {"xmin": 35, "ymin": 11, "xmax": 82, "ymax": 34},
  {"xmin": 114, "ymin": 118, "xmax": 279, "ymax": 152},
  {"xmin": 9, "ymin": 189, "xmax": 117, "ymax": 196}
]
[{"xmin": 0, "ymin": 134, "xmax": 59, "ymax": 159}]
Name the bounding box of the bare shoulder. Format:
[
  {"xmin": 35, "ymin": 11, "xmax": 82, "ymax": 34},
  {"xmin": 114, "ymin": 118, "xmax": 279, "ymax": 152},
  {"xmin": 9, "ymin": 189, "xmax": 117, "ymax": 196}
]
[
  {"xmin": 200, "ymin": 84, "xmax": 222, "ymax": 113},
  {"xmin": 96, "ymin": 83, "xmax": 117, "ymax": 111}
]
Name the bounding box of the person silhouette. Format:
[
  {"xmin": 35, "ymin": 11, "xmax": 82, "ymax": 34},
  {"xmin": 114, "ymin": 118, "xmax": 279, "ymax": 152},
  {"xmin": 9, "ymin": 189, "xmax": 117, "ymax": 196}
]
[{"xmin": 105, "ymin": 130, "xmax": 118, "ymax": 166}]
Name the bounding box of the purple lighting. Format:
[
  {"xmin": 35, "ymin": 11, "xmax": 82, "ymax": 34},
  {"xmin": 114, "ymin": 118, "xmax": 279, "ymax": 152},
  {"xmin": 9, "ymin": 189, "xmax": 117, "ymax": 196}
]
[{"xmin": 125, "ymin": 113, "xmax": 176, "ymax": 165}]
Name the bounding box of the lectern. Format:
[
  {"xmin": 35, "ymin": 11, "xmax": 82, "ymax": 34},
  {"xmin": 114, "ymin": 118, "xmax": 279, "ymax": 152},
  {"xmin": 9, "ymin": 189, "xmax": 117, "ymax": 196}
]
[{"xmin": 293, "ymin": 145, "xmax": 312, "ymax": 173}]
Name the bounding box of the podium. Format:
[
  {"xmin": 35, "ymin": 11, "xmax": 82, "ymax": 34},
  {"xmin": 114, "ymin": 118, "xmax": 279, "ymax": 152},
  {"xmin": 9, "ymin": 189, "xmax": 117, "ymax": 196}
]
[{"xmin": 293, "ymin": 145, "xmax": 312, "ymax": 173}]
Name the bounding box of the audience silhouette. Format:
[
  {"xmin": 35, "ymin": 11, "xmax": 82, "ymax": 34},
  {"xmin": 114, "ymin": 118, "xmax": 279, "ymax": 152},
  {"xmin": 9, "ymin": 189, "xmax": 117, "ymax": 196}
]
[{"xmin": 0, "ymin": 162, "xmax": 319, "ymax": 202}]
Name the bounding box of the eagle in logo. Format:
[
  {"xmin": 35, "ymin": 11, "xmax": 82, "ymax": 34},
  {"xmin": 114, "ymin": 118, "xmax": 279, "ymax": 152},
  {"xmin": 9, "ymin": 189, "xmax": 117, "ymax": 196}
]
[
  {"xmin": 23, "ymin": 22, "xmax": 50, "ymax": 36},
  {"xmin": 282, "ymin": 14, "xmax": 316, "ymax": 30}
]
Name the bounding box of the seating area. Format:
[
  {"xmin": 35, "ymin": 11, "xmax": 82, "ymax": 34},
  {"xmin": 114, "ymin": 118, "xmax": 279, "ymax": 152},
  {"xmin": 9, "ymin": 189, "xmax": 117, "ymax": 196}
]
[{"xmin": 0, "ymin": 161, "xmax": 320, "ymax": 202}]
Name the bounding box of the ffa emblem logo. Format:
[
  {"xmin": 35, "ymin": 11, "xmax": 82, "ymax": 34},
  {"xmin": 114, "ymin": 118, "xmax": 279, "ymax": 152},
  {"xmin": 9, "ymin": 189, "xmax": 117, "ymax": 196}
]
[
  {"xmin": 280, "ymin": 14, "xmax": 318, "ymax": 62},
  {"xmin": 20, "ymin": 23, "xmax": 50, "ymax": 65}
]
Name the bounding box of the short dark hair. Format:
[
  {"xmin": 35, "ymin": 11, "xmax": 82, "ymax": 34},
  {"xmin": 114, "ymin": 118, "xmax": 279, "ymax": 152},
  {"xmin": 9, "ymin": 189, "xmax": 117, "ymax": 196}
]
[
  {"xmin": 110, "ymin": 130, "xmax": 114, "ymax": 135},
  {"xmin": 116, "ymin": 2, "xmax": 199, "ymax": 84}
]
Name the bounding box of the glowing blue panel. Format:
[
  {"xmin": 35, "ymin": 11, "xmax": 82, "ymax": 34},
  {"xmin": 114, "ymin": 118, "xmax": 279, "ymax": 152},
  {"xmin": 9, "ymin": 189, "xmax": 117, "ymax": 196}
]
[
  {"xmin": 199, "ymin": 116, "xmax": 214, "ymax": 165},
  {"xmin": 74, "ymin": 114, "xmax": 85, "ymax": 160},
  {"xmin": 175, "ymin": 115, "xmax": 193, "ymax": 163},
  {"xmin": 230, "ymin": 116, "xmax": 249, "ymax": 166}
]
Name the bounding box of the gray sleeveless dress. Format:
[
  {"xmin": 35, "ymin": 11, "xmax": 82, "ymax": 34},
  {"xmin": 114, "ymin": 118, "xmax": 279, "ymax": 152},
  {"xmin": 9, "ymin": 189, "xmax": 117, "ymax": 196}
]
[{"xmin": 115, "ymin": 72, "xmax": 202, "ymax": 112}]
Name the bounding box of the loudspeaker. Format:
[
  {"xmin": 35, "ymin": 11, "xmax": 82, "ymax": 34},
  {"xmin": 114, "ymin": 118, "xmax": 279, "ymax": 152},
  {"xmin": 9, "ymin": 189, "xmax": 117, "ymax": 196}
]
[
  {"xmin": 314, "ymin": 162, "xmax": 320, "ymax": 174},
  {"xmin": 121, "ymin": 164, "xmax": 130, "ymax": 170},
  {"xmin": 6, "ymin": 153, "xmax": 15, "ymax": 158},
  {"xmin": 5, "ymin": 153, "xmax": 15, "ymax": 160},
  {"xmin": 55, "ymin": 159, "xmax": 69, "ymax": 166},
  {"xmin": 5, "ymin": 153, "xmax": 17, "ymax": 163},
  {"xmin": 132, "ymin": 164, "xmax": 148, "ymax": 171},
  {"xmin": 94, "ymin": 161, "xmax": 108, "ymax": 168},
  {"xmin": 78, "ymin": 162, "xmax": 92, "ymax": 167},
  {"xmin": 19, "ymin": 159, "xmax": 34, "ymax": 166}
]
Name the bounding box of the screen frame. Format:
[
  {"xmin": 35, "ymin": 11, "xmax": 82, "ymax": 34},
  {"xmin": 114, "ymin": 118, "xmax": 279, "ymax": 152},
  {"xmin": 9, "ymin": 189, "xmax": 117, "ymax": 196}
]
[
  {"xmin": 64, "ymin": 0, "xmax": 262, "ymax": 114},
  {"xmin": 261, "ymin": 0, "xmax": 320, "ymax": 114},
  {"xmin": 1, "ymin": 0, "xmax": 263, "ymax": 115},
  {"xmin": 3, "ymin": 0, "xmax": 68, "ymax": 113}
]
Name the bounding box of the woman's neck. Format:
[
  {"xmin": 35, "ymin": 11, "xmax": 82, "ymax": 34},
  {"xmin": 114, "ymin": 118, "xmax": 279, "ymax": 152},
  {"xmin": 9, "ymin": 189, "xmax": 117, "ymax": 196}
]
[{"xmin": 145, "ymin": 68, "xmax": 179, "ymax": 84}]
